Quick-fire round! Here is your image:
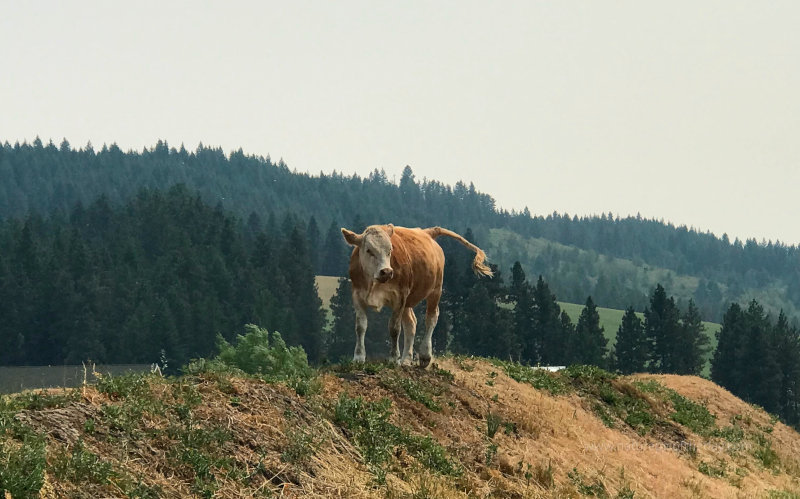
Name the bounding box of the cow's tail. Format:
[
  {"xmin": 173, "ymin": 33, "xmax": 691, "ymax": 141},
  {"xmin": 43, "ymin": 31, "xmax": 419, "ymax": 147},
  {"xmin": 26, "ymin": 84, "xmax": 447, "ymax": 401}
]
[{"xmin": 425, "ymin": 227, "xmax": 493, "ymax": 277}]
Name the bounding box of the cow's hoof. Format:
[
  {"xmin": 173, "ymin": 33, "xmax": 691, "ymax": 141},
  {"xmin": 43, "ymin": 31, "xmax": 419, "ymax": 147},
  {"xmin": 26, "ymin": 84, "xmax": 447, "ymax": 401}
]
[
  {"xmin": 418, "ymin": 355, "xmax": 432, "ymax": 369},
  {"xmin": 353, "ymin": 355, "xmax": 366, "ymax": 363}
]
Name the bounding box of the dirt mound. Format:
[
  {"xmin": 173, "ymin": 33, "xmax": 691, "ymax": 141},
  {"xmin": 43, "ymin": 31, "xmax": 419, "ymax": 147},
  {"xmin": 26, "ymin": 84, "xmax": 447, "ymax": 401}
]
[{"xmin": 2, "ymin": 358, "xmax": 799, "ymax": 498}]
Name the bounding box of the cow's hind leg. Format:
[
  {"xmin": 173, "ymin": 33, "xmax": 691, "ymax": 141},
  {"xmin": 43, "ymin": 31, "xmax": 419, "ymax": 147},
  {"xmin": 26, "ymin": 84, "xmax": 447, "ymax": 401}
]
[
  {"xmin": 418, "ymin": 292, "xmax": 440, "ymax": 368},
  {"xmin": 399, "ymin": 307, "xmax": 417, "ymax": 365},
  {"xmin": 388, "ymin": 309, "xmax": 402, "ymax": 363},
  {"xmin": 353, "ymin": 300, "xmax": 368, "ymax": 362}
]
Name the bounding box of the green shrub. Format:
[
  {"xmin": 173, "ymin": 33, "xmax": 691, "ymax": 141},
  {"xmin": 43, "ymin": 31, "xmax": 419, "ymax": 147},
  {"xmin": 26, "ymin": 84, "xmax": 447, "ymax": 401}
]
[
  {"xmin": 216, "ymin": 325, "xmax": 313, "ymax": 381},
  {"xmin": 186, "ymin": 324, "xmax": 318, "ymax": 395}
]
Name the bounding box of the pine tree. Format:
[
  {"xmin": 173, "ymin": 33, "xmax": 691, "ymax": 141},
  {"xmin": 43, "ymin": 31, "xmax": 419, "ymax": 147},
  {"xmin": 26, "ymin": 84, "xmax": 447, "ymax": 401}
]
[
  {"xmin": 644, "ymin": 284, "xmax": 680, "ymax": 372},
  {"xmin": 559, "ymin": 311, "xmax": 576, "ymax": 365},
  {"xmin": 741, "ymin": 300, "xmax": 782, "ymax": 412},
  {"xmin": 277, "ymin": 224, "xmax": 325, "ymax": 362},
  {"xmin": 711, "ymin": 303, "xmax": 746, "ymax": 392},
  {"xmin": 454, "ymin": 268, "xmax": 514, "ymax": 359},
  {"xmin": 774, "ymin": 311, "xmax": 800, "ymax": 425},
  {"xmin": 509, "ymin": 262, "xmax": 534, "ymax": 364},
  {"xmin": 437, "ymin": 232, "xmax": 469, "ymax": 355},
  {"xmin": 530, "ymin": 276, "xmax": 565, "ymax": 365},
  {"xmin": 614, "ymin": 306, "xmax": 647, "ymax": 374},
  {"xmin": 675, "ymin": 300, "xmax": 709, "ymax": 375},
  {"xmin": 322, "ymin": 220, "xmax": 349, "ymax": 277},
  {"xmin": 573, "ymin": 296, "xmax": 608, "ymax": 368},
  {"xmin": 328, "ymin": 277, "xmax": 355, "ymax": 362},
  {"xmin": 306, "ymin": 216, "xmax": 322, "ymax": 274}
]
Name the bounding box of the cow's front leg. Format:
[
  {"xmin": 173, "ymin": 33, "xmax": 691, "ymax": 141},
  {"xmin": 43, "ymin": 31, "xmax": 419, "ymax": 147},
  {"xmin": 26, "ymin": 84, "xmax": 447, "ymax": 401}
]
[
  {"xmin": 399, "ymin": 307, "xmax": 417, "ymax": 365},
  {"xmin": 353, "ymin": 301, "xmax": 368, "ymax": 362},
  {"xmin": 388, "ymin": 309, "xmax": 402, "ymax": 363}
]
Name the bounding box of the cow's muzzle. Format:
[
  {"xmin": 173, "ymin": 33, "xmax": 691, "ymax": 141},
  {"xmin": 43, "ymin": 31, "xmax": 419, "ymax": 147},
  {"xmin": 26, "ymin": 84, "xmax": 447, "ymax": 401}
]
[{"xmin": 376, "ymin": 267, "xmax": 394, "ymax": 283}]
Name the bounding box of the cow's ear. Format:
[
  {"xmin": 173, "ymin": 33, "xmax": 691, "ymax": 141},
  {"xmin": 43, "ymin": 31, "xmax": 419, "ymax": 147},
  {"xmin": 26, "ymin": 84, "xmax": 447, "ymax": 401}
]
[
  {"xmin": 341, "ymin": 228, "xmax": 362, "ymax": 246},
  {"xmin": 385, "ymin": 224, "xmax": 394, "ymax": 238}
]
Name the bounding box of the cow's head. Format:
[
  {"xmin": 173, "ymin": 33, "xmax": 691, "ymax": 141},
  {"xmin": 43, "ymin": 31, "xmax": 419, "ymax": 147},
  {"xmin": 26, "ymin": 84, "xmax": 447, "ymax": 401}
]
[{"xmin": 341, "ymin": 224, "xmax": 395, "ymax": 283}]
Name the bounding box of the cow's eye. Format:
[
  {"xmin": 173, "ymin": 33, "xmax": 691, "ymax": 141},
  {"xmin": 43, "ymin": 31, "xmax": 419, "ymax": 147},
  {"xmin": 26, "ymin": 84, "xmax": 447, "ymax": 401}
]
[{"xmin": 366, "ymin": 248, "xmax": 374, "ymax": 257}]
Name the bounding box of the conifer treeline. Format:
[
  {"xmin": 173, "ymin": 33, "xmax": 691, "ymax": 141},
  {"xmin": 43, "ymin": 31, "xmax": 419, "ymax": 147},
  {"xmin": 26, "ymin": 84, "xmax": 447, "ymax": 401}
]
[
  {"xmin": 0, "ymin": 185, "xmax": 325, "ymax": 368},
  {"xmin": 711, "ymin": 302, "xmax": 800, "ymax": 427},
  {"xmin": 2, "ymin": 139, "xmax": 800, "ymax": 323}
]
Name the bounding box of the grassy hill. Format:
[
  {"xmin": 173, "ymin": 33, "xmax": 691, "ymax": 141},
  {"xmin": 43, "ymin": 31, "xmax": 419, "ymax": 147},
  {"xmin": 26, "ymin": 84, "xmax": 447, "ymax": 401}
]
[{"xmin": 2, "ymin": 357, "xmax": 799, "ymax": 498}]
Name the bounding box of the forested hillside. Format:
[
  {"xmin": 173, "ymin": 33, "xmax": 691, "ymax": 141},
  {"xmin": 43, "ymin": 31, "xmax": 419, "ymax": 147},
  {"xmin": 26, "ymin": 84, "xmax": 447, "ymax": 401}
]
[
  {"xmin": 2, "ymin": 138, "xmax": 800, "ymax": 427},
  {"xmin": 2, "ymin": 138, "xmax": 799, "ymax": 323}
]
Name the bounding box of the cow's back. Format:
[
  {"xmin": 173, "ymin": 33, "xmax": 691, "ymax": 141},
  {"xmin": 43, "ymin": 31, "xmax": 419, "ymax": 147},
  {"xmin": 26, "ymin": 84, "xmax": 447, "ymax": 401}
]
[
  {"xmin": 391, "ymin": 227, "xmax": 444, "ymax": 307},
  {"xmin": 348, "ymin": 225, "xmax": 444, "ymax": 308}
]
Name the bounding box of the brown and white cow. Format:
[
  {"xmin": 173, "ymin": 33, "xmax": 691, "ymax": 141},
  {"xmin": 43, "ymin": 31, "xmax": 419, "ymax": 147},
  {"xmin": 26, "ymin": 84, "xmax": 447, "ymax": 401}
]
[{"xmin": 341, "ymin": 224, "xmax": 492, "ymax": 367}]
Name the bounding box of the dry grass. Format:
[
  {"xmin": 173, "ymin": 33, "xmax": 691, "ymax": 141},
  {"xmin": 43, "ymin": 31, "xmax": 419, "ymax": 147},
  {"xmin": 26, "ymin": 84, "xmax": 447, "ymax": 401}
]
[{"xmin": 2, "ymin": 359, "xmax": 800, "ymax": 498}]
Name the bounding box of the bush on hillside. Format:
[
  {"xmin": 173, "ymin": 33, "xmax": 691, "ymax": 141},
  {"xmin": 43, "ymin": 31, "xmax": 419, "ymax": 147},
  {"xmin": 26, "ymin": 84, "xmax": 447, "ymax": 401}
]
[{"xmin": 185, "ymin": 324, "xmax": 317, "ymax": 394}]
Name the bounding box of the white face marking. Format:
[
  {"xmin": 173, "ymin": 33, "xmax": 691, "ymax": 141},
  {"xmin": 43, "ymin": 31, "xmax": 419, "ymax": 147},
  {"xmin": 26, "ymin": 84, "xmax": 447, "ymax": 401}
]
[{"xmin": 360, "ymin": 228, "xmax": 393, "ymax": 282}]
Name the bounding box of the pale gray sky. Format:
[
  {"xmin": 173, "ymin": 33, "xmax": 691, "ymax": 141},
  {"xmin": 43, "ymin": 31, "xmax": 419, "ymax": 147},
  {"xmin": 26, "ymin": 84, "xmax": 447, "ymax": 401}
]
[{"xmin": 2, "ymin": 1, "xmax": 799, "ymax": 244}]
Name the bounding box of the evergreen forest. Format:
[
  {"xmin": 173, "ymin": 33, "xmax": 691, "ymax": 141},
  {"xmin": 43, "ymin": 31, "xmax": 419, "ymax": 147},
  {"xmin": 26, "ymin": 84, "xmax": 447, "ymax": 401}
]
[
  {"xmin": 2, "ymin": 138, "xmax": 800, "ymax": 323},
  {"xmin": 1, "ymin": 138, "xmax": 799, "ymax": 428}
]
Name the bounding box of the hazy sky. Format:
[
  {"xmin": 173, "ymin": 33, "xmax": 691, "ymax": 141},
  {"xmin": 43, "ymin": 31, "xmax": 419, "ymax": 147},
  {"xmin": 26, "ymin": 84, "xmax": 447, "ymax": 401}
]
[{"xmin": 2, "ymin": 1, "xmax": 799, "ymax": 244}]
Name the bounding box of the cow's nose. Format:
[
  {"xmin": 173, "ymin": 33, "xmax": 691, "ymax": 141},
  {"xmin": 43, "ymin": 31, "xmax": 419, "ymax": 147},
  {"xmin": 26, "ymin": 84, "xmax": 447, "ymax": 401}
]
[{"xmin": 379, "ymin": 268, "xmax": 393, "ymax": 281}]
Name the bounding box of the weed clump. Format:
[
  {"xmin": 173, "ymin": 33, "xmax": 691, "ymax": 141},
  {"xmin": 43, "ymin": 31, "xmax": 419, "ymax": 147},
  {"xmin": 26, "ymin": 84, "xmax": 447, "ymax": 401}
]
[
  {"xmin": 0, "ymin": 431, "xmax": 47, "ymax": 498},
  {"xmin": 380, "ymin": 375, "xmax": 444, "ymax": 412},
  {"xmin": 96, "ymin": 372, "xmax": 152, "ymax": 400},
  {"xmin": 567, "ymin": 467, "xmax": 607, "ymax": 497},
  {"xmin": 185, "ymin": 324, "xmax": 319, "ymax": 395},
  {"xmin": 634, "ymin": 378, "xmax": 718, "ymax": 436},
  {"xmin": 669, "ymin": 391, "xmax": 716, "ymax": 436},
  {"xmin": 753, "ymin": 433, "xmax": 780, "ymax": 470},
  {"xmin": 332, "ymin": 393, "xmax": 461, "ymax": 481},
  {"xmin": 489, "ymin": 359, "xmax": 570, "ymax": 395},
  {"xmin": 52, "ymin": 439, "xmax": 115, "ymax": 485},
  {"xmin": 0, "ymin": 389, "xmax": 79, "ymax": 411}
]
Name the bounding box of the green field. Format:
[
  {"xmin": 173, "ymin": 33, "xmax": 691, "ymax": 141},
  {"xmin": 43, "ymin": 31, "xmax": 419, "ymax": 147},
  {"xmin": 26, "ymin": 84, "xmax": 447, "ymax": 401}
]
[
  {"xmin": 315, "ymin": 275, "xmax": 341, "ymax": 310},
  {"xmin": 315, "ymin": 275, "xmax": 720, "ymax": 375}
]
